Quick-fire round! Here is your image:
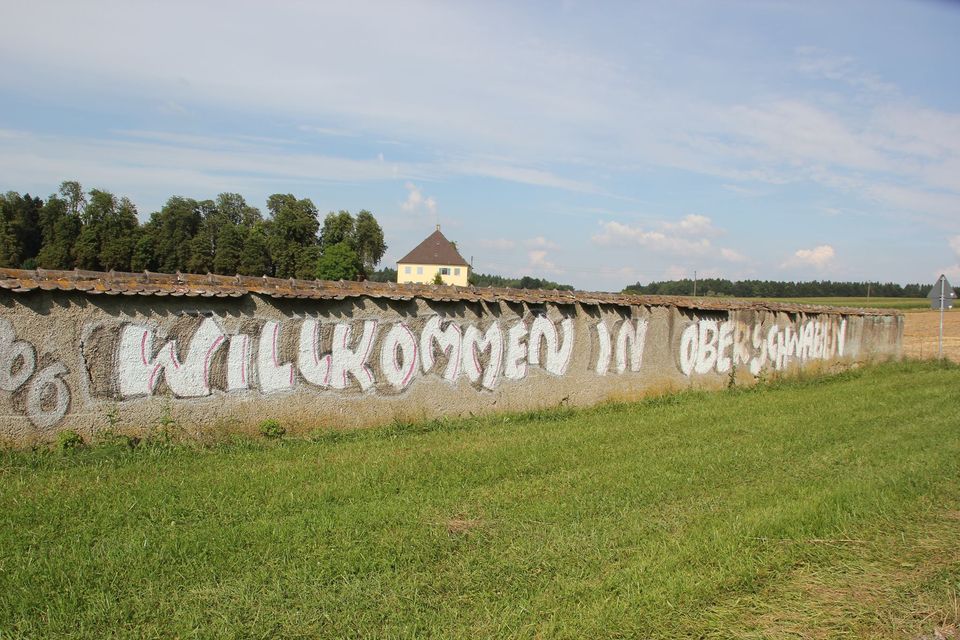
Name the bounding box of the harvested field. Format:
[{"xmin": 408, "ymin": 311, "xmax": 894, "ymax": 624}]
[{"xmin": 903, "ymin": 309, "xmax": 960, "ymax": 362}]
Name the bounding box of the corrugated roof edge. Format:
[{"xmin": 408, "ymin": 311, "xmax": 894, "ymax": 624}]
[{"xmin": 0, "ymin": 267, "xmax": 900, "ymax": 316}]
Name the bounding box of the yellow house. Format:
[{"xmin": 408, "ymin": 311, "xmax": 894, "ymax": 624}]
[{"xmin": 397, "ymin": 226, "xmax": 470, "ymax": 286}]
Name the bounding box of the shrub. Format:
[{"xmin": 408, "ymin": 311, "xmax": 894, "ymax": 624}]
[
  {"xmin": 56, "ymin": 429, "xmax": 84, "ymax": 451},
  {"xmin": 258, "ymin": 419, "xmax": 286, "ymax": 439}
]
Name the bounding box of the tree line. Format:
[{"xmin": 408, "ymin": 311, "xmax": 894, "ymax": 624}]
[
  {"xmin": 0, "ymin": 181, "xmax": 386, "ymax": 280},
  {"xmin": 623, "ymin": 278, "xmax": 953, "ymax": 298}
]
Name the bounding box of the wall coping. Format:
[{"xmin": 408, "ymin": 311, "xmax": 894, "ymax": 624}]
[{"xmin": 0, "ymin": 267, "xmax": 900, "ymax": 317}]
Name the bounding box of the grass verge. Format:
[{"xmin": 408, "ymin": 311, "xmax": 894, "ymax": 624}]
[{"xmin": 1, "ymin": 360, "xmax": 959, "ymax": 638}]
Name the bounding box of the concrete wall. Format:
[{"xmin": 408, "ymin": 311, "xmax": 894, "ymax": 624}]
[{"xmin": 0, "ymin": 286, "xmax": 903, "ymax": 446}]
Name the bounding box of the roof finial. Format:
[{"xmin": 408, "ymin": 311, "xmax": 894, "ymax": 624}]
[{"xmin": 436, "ymin": 223, "xmax": 441, "ymax": 231}]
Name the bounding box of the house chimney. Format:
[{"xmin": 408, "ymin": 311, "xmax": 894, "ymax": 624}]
[{"xmin": 436, "ymin": 224, "xmax": 441, "ymax": 231}]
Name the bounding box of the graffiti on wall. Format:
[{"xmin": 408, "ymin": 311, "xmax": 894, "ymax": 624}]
[
  {"xmin": 678, "ymin": 317, "xmax": 847, "ymax": 377},
  {"xmin": 0, "ymin": 319, "xmax": 71, "ymax": 429},
  {"xmin": 83, "ymin": 313, "xmax": 849, "ymax": 401},
  {"xmin": 86, "ymin": 314, "xmax": 650, "ymax": 399},
  {"xmin": 0, "ymin": 307, "xmax": 859, "ymax": 431}
]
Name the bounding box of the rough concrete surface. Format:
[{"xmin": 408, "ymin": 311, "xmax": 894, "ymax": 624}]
[{"xmin": 0, "ymin": 274, "xmax": 903, "ymax": 446}]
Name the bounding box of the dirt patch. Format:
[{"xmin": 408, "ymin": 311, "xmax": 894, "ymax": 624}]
[
  {"xmin": 903, "ymin": 310, "xmax": 960, "ymax": 362},
  {"xmin": 445, "ymin": 518, "xmax": 483, "ymax": 535}
]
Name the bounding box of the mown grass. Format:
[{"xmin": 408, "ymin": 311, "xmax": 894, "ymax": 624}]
[
  {"xmin": 765, "ymin": 296, "xmax": 930, "ymax": 310},
  {"xmin": 1, "ymin": 361, "xmax": 959, "ymax": 638}
]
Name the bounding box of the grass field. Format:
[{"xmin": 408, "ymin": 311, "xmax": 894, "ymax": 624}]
[
  {"xmin": 2, "ymin": 361, "xmax": 960, "ymax": 638},
  {"xmin": 762, "ymin": 296, "xmax": 930, "ymax": 310}
]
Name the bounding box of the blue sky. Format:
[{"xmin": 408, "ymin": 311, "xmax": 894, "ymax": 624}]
[{"xmin": 1, "ymin": 0, "xmax": 959, "ymax": 290}]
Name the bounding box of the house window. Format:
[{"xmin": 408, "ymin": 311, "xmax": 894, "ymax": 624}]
[
  {"xmin": 404, "ymin": 266, "xmax": 411, "ymax": 274},
  {"xmin": 440, "ymin": 267, "xmax": 450, "ymax": 275},
  {"xmin": 417, "ymin": 266, "xmax": 423, "ymax": 275},
  {"xmin": 454, "ymin": 268, "xmax": 460, "ymax": 276}
]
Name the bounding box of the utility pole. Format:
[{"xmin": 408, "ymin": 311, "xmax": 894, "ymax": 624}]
[
  {"xmin": 867, "ymin": 282, "xmax": 871, "ymax": 299},
  {"xmin": 693, "ymin": 270, "xmax": 697, "ymax": 297}
]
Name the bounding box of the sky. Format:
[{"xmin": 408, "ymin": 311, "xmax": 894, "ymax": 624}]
[{"xmin": 1, "ymin": 0, "xmax": 959, "ymax": 291}]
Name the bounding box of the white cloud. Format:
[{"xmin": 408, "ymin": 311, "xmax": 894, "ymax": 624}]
[
  {"xmin": 949, "ymin": 235, "xmax": 960, "ymax": 256},
  {"xmin": 592, "ymin": 220, "xmax": 712, "ymax": 255},
  {"xmin": 525, "ymin": 236, "xmax": 560, "ymax": 249},
  {"xmin": 720, "ymin": 248, "xmax": 748, "ymax": 263},
  {"xmin": 528, "ymin": 249, "xmax": 560, "ymax": 273},
  {"xmin": 782, "ymin": 245, "xmax": 835, "ymax": 269},
  {"xmin": 593, "ymin": 221, "xmax": 709, "ymax": 253},
  {"xmin": 400, "ymin": 182, "xmax": 437, "ymax": 217},
  {"xmin": 661, "ymin": 214, "xmax": 720, "ymax": 236}
]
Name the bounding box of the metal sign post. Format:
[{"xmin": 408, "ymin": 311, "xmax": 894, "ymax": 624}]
[
  {"xmin": 940, "ymin": 276, "xmax": 945, "ymax": 360},
  {"xmin": 928, "ymin": 274, "xmax": 956, "ymax": 361}
]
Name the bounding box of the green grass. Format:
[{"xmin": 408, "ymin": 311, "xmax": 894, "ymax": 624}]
[
  {"xmin": 762, "ymin": 296, "xmax": 930, "ymax": 310},
  {"xmin": 2, "ymin": 361, "xmax": 960, "ymax": 638}
]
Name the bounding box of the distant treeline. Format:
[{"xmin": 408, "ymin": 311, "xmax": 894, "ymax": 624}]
[
  {"xmin": 0, "ymin": 181, "xmax": 386, "ymax": 281},
  {"xmin": 368, "ymin": 268, "xmax": 575, "ymax": 291},
  {"xmin": 469, "ymin": 272, "xmax": 574, "ymax": 290},
  {"xmin": 623, "ymin": 278, "xmax": 953, "ymax": 298}
]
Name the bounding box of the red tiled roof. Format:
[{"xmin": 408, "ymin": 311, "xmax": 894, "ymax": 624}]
[
  {"xmin": 397, "ymin": 229, "xmax": 470, "ymax": 267},
  {"xmin": 0, "ymin": 267, "xmax": 898, "ymax": 316}
]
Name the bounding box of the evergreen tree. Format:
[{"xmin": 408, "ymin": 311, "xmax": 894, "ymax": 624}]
[{"xmin": 0, "ymin": 207, "xmax": 18, "ymax": 268}]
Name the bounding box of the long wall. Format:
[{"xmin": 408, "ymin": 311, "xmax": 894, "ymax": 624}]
[{"xmin": 0, "ymin": 269, "xmax": 903, "ymax": 445}]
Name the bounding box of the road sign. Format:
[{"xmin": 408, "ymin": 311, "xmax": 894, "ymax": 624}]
[
  {"xmin": 929, "ymin": 275, "xmax": 955, "ymax": 360},
  {"xmin": 928, "ymin": 275, "xmax": 956, "ymax": 310}
]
